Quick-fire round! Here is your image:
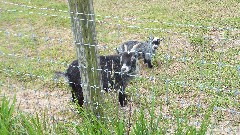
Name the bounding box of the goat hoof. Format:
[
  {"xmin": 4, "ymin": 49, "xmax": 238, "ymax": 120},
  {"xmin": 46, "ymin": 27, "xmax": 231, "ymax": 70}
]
[
  {"xmin": 120, "ymin": 101, "xmax": 127, "ymax": 107},
  {"xmin": 148, "ymin": 65, "xmax": 153, "ymax": 68},
  {"xmin": 119, "ymin": 95, "xmax": 128, "ymax": 107}
]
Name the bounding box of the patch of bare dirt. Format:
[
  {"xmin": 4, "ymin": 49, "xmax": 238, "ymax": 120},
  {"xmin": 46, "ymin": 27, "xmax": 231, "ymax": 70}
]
[
  {"xmin": 167, "ymin": 61, "xmax": 187, "ymax": 76},
  {"xmin": 0, "ymin": 80, "xmax": 80, "ymax": 122},
  {"xmin": 207, "ymin": 29, "xmax": 240, "ymax": 52}
]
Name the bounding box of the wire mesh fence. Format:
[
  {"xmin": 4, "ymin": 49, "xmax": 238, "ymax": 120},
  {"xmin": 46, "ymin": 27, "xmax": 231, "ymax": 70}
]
[{"xmin": 0, "ymin": 0, "xmax": 239, "ymax": 134}]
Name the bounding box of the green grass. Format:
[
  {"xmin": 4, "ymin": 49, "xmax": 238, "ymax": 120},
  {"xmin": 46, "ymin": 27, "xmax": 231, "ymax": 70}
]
[
  {"xmin": 0, "ymin": 94, "xmax": 216, "ymax": 134},
  {"xmin": 0, "ymin": 0, "xmax": 239, "ymax": 134}
]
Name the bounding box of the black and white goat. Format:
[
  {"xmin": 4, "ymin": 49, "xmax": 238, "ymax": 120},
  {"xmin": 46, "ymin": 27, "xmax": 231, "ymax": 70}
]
[
  {"xmin": 55, "ymin": 52, "xmax": 138, "ymax": 107},
  {"xmin": 116, "ymin": 37, "xmax": 163, "ymax": 68}
]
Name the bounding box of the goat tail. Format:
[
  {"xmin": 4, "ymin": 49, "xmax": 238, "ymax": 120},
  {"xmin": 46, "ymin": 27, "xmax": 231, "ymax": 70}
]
[{"xmin": 53, "ymin": 71, "xmax": 69, "ymax": 83}]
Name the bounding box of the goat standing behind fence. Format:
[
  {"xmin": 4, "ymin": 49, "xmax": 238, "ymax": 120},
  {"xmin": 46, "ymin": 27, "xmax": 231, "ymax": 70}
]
[{"xmin": 55, "ymin": 52, "xmax": 139, "ymax": 107}]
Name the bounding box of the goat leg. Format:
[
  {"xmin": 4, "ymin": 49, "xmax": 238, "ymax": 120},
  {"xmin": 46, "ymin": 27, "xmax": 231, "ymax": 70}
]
[
  {"xmin": 118, "ymin": 81, "xmax": 127, "ymax": 107},
  {"xmin": 71, "ymin": 84, "xmax": 84, "ymax": 107},
  {"xmin": 146, "ymin": 59, "xmax": 153, "ymax": 68}
]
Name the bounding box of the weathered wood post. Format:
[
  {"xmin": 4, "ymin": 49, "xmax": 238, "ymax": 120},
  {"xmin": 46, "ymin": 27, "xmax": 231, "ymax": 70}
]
[{"xmin": 68, "ymin": 0, "xmax": 103, "ymax": 118}]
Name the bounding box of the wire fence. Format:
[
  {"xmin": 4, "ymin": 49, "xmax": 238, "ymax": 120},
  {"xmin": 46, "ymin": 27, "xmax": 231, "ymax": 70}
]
[{"xmin": 0, "ymin": 0, "xmax": 239, "ymax": 134}]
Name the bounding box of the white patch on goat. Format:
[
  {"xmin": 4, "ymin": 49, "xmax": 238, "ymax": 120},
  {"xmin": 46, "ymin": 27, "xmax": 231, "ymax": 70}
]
[
  {"xmin": 124, "ymin": 44, "xmax": 128, "ymax": 52},
  {"xmin": 134, "ymin": 59, "xmax": 140, "ymax": 74},
  {"xmin": 153, "ymin": 37, "xmax": 159, "ymax": 42},
  {"xmin": 152, "ymin": 37, "xmax": 160, "ymax": 50},
  {"xmin": 152, "ymin": 44, "xmax": 159, "ymax": 50},
  {"xmin": 130, "ymin": 42, "xmax": 141, "ymax": 53},
  {"xmin": 116, "ymin": 47, "xmax": 122, "ymax": 54},
  {"xmin": 121, "ymin": 63, "xmax": 130, "ymax": 73}
]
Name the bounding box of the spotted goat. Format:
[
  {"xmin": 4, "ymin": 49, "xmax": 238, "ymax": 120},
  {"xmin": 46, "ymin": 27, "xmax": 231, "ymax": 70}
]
[{"xmin": 116, "ymin": 37, "xmax": 163, "ymax": 68}]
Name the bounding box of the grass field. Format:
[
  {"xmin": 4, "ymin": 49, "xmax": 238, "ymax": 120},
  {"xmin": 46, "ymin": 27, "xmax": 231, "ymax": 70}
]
[{"xmin": 0, "ymin": 0, "xmax": 239, "ymax": 134}]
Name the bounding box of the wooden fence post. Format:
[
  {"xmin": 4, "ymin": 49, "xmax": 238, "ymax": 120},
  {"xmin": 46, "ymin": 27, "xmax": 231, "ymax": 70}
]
[{"xmin": 68, "ymin": 0, "xmax": 103, "ymax": 119}]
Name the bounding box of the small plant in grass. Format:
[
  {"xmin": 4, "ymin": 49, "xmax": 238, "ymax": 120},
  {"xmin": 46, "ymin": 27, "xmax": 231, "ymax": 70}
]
[
  {"xmin": 0, "ymin": 95, "xmax": 46, "ymax": 134},
  {"xmin": 189, "ymin": 36, "xmax": 205, "ymax": 52},
  {"xmin": 151, "ymin": 53, "xmax": 164, "ymax": 68},
  {"xmin": 0, "ymin": 95, "xmax": 16, "ymax": 134},
  {"xmin": 20, "ymin": 113, "xmax": 44, "ymax": 135},
  {"xmin": 132, "ymin": 93, "xmax": 166, "ymax": 135}
]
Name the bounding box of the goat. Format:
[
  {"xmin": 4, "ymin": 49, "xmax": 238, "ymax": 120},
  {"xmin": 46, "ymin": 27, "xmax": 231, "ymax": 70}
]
[
  {"xmin": 116, "ymin": 37, "xmax": 163, "ymax": 68},
  {"xmin": 55, "ymin": 52, "xmax": 138, "ymax": 107}
]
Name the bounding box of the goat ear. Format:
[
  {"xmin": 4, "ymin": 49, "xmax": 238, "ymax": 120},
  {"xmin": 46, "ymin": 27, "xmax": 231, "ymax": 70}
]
[{"xmin": 115, "ymin": 48, "xmax": 119, "ymax": 53}]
